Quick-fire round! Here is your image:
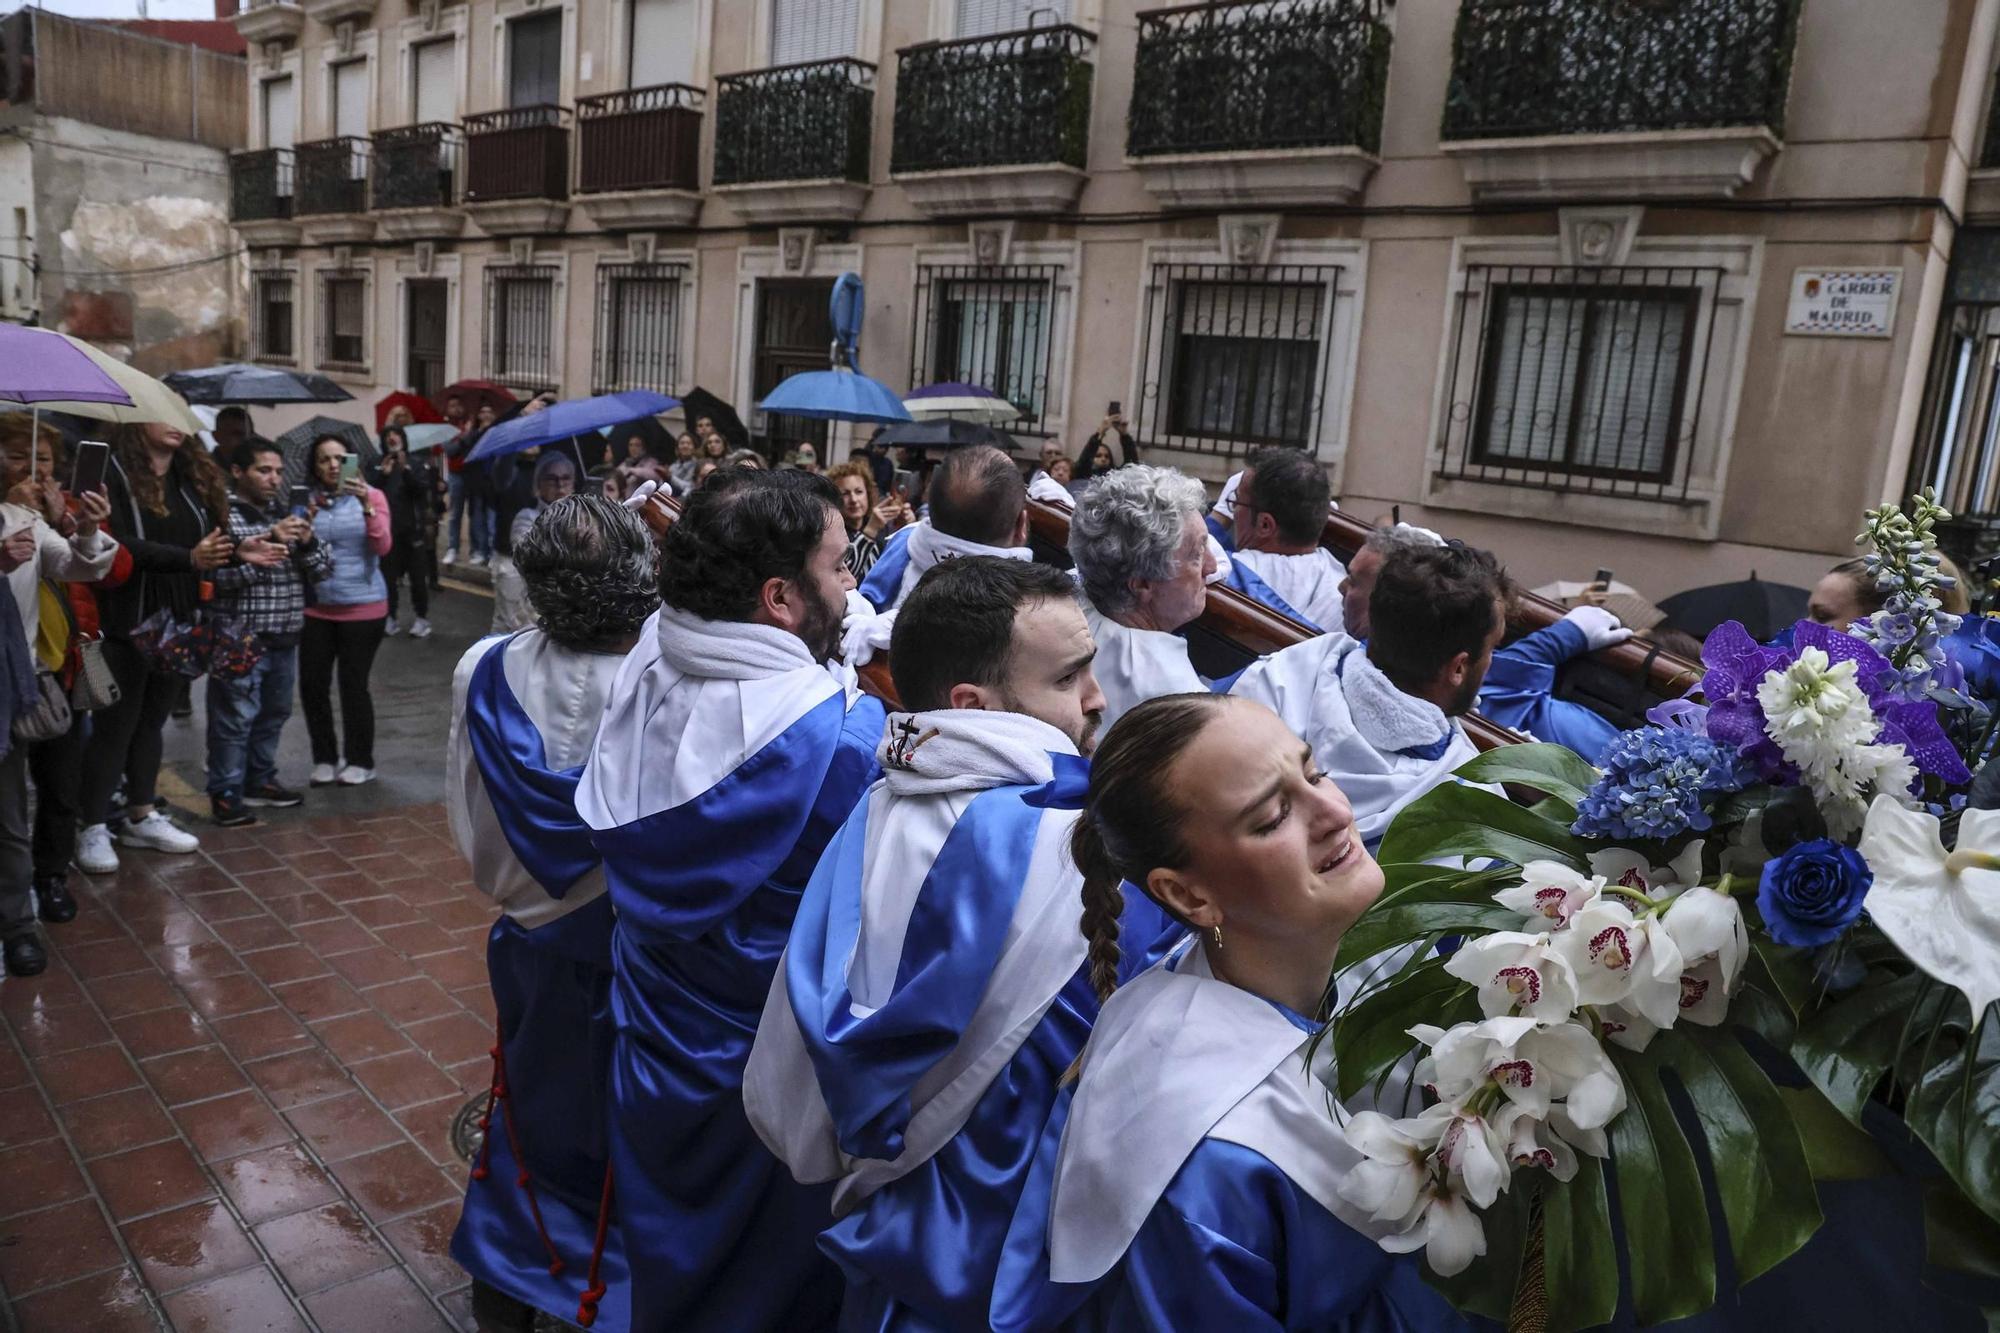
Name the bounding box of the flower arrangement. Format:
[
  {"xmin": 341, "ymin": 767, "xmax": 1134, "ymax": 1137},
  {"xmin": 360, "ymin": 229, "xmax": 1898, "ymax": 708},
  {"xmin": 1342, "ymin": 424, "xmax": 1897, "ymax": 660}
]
[{"xmin": 1329, "ymin": 493, "xmax": 2000, "ymax": 1329}]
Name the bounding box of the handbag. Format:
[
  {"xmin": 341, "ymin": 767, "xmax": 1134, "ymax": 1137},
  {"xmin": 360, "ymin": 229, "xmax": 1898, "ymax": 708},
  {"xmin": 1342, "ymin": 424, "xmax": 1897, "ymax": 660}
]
[
  {"xmin": 11, "ymin": 670, "xmax": 72, "ymax": 743},
  {"xmin": 69, "ymin": 637, "xmax": 120, "ymax": 712},
  {"xmin": 207, "ymin": 616, "xmax": 264, "ymax": 682},
  {"xmin": 130, "ymin": 606, "xmax": 213, "ymax": 679}
]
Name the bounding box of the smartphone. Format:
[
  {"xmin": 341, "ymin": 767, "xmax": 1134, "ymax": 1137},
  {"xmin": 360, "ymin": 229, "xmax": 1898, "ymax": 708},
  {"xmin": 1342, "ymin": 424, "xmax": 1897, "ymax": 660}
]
[
  {"xmin": 1107, "ymin": 401, "xmax": 1122, "ymax": 418},
  {"xmin": 1593, "ymin": 567, "xmax": 1614, "ymax": 587},
  {"xmin": 893, "ymin": 468, "xmax": 915, "ymax": 499},
  {"xmin": 338, "ymin": 454, "xmax": 361, "ymax": 486},
  {"xmin": 69, "ymin": 440, "xmax": 109, "ymax": 496},
  {"xmin": 288, "ymin": 484, "xmax": 310, "ymax": 516}
]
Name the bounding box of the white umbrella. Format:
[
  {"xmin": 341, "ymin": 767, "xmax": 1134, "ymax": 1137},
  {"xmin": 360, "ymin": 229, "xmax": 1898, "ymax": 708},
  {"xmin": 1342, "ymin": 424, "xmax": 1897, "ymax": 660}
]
[
  {"xmin": 902, "ymin": 381, "xmax": 1022, "ymax": 426},
  {"xmin": 4, "ymin": 330, "xmax": 205, "ymax": 434}
]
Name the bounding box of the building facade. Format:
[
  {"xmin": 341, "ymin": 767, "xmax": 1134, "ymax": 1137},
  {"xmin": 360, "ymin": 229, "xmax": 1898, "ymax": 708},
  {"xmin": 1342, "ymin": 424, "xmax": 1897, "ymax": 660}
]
[
  {"xmin": 1, "ymin": 10, "xmax": 247, "ymax": 371},
  {"xmin": 224, "ymin": 0, "xmax": 2000, "ymax": 595}
]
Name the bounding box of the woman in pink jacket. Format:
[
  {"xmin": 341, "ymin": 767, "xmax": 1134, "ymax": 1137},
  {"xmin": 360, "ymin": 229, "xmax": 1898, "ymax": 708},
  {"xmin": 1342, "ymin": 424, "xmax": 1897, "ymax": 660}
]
[{"xmin": 301, "ymin": 435, "xmax": 393, "ymax": 787}]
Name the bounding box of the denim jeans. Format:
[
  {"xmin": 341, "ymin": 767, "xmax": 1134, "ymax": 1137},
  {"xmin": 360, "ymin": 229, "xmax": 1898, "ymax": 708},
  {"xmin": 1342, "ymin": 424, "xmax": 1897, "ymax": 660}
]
[
  {"xmin": 447, "ymin": 471, "xmax": 491, "ymax": 560},
  {"xmin": 204, "ymin": 641, "xmax": 299, "ymax": 796}
]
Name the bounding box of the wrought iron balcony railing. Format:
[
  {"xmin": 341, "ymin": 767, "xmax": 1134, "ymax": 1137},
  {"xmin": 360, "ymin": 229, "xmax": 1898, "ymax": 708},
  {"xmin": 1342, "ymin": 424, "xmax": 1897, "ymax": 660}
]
[
  {"xmin": 229, "ymin": 148, "xmax": 293, "ymax": 222},
  {"xmin": 577, "ymin": 83, "xmax": 702, "ymax": 194},
  {"xmin": 891, "ymin": 25, "xmax": 1094, "ymax": 175},
  {"xmin": 1128, "ymin": 0, "xmax": 1391, "ymax": 157},
  {"xmin": 294, "ymin": 136, "xmax": 369, "ymax": 214},
  {"xmin": 714, "ymin": 58, "xmax": 874, "ymax": 185},
  {"xmin": 464, "ymin": 104, "xmax": 570, "ymax": 202},
  {"xmin": 1442, "ymin": 0, "xmax": 1802, "ymax": 141},
  {"xmin": 370, "ymin": 123, "xmax": 460, "ymax": 210}
]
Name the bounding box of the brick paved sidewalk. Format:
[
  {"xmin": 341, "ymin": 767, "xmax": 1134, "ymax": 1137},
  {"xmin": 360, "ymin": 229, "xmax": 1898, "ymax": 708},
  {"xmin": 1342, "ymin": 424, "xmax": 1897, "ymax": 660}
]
[{"xmin": 0, "ymin": 805, "xmax": 497, "ymax": 1331}]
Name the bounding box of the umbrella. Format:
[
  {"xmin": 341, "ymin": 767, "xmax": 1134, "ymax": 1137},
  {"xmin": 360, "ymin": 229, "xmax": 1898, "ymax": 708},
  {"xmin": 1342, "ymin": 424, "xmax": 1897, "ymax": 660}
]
[
  {"xmin": 433, "ymin": 378, "xmax": 518, "ymax": 421},
  {"xmin": 758, "ymin": 369, "xmax": 910, "ymax": 425},
  {"xmin": 1659, "ymin": 574, "xmax": 1811, "ymax": 642},
  {"xmin": 677, "ymin": 385, "xmax": 748, "ymax": 446},
  {"xmin": 375, "ymin": 391, "xmax": 444, "ymax": 431},
  {"xmin": 467, "ymin": 390, "xmax": 678, "ymax": 464},
  {"xmin": 399, "ymin": 423, "xmax": 459, "ymax": 453},
  {"xmin": 8, "ymin": 333, "xmax": 204, "ymax": 433},
  {"xmin": 0, "ymin": 325, "xmax": 132, "ymax": 406},
  {"xmin": 903, "ymin": 381, "xmax": 1022, "ymax": 426},
  {"xmin": 163, "ymin": 363, "xmax": 354, "ymax": 406},
  {"xmin": 871, "ymin": 418, "xmax": 1018, "ymax": 452},
  {"xmin": 1532, "ymin": 579, "xmax": 1667, "ymax": 632},
  {"xmin": 274, "ymin": 416, "xmax": 375, "ymax": 488}
]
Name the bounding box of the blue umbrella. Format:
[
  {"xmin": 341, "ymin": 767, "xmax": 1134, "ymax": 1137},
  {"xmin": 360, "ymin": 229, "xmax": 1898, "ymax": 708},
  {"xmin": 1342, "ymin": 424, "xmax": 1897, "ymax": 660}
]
[
  {"xmin": 758, "ymin": 369, "xmax": 911, "ymax": 425},
  {"xmin": 467, "ymin": 390, "xmax": 678, "ymax": 463}
]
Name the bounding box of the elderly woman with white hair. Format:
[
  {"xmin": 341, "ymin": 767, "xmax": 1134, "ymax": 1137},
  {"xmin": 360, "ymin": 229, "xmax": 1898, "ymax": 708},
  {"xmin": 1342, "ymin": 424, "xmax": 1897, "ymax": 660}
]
[
  {"xmin": 1068, "ymin": 464, "xmax": 1217, "ymax": 730},
  {"xmin": 489, "ymin": 451, "xmax": 577, "ymax": 634}
]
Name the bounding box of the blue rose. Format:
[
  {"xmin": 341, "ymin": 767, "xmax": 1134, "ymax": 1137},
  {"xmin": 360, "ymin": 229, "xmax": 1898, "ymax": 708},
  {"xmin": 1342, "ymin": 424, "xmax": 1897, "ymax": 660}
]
[{"xmin": 1757, "ymin": 839, "xmax": 1873, "ymax": 948}]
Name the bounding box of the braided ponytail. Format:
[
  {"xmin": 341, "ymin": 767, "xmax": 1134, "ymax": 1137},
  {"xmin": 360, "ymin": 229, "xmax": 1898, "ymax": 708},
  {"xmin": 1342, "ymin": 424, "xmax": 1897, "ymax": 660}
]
[{"xmin": 1069, "ymin": 818, "xmax": 1127, "ymax": 1006}]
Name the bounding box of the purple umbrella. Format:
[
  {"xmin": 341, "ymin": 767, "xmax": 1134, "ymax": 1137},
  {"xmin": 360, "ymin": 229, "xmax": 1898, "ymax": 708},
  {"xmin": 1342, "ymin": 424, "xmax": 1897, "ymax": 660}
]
[{"xmin": 0, "ymin": 326, "xmax": 133, "ymax": 405}]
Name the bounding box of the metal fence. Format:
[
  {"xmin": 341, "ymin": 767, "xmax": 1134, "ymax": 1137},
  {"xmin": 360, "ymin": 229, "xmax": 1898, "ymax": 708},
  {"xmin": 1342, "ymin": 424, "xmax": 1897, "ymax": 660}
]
[
  {"xmin": 1132, "ymin": 263, "xmax": 1341, "ymax": 458},
  {"xmin": 1434, "ymin": 263, "xmax": 1724, "ymax": 502},
  {"xmin": 230, "ymin": 148, "xmax": 294, "ymax": 222},
  {"xmin": 908, "ymin": 264, "xmax": 1060, "ymax": 437},
  {"xmin": 891, "ymin": 25, "xmax": 1094, "ymax": 174},
  {"xmin": 465, "ymin": 105, "xmax": 570, "ymax": 202},
  {"xmin": 371, "ymin": 124, "xmax": 460, "ymax": 210},
  {"xmin": 714, "ymin": 58, "xmax": 874, "ymax": 185},
  {"xmin": 295, "ymin": 137, "xmax": 369, "ymax": 216},
  {"xmin": 593, "ymin": 261, "xmax": 687, "ymax": 395},
  {"xmin": 577, "ymin": 84, "xmax": 703, "ymax": 194},
  {"xmin": 483, "ymin": 265, "xmax": 558, "ymax": 393}
]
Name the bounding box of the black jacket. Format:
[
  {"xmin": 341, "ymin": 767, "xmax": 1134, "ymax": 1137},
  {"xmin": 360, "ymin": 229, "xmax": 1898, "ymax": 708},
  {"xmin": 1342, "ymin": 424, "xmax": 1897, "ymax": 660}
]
[{"xmin": 96, "ymin": 454, "xmax": 217, "ymax": 638}]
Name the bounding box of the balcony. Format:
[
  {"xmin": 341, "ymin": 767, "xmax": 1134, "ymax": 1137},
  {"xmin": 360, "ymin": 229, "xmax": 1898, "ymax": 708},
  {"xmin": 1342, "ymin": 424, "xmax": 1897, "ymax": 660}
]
[
  {"xmin": 713, "ymin": 58, "xmax": 874, "ymax": 225},
  {"xmin": 1439, "ymin": 0, "xmax": 1801, "ymax": 201},
  {"xmin": 890, "ymin": 25, "xmax": 1093, "ymax": 217},
  {"xmin": 463, "ymin": 105, "xmax": 571, "ymax": 234},
  {"xmin": 1125, "ymin": 0, "xmax": 1388, "ymax": 208},
  {"xmin": 228, "ymin": 148, "xmax": 300, "ymax": 247},
  {"xmin": 574, "ymin": 84, "xmax": 704, "ymax": 231},
  {"xmin": 369, "ymin": 123, "xmax": 464, "ymax": 239},
  {"xmin": 300, "ymin": 0, "xmax": 374, "ymax": 27},
  {"xmin": 293, "ymin": 136, "xmax": 375, "ymax": 243},
  {"xmin": 233, "ymin": 0, "xmax": 303, "ymax": 44}
]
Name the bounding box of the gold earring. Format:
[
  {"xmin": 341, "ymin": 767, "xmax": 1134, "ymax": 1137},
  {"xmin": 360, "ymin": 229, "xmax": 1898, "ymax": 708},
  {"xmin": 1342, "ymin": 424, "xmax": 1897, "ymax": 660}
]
[{"xmin": 1210, "ymin": 924, "xmax": 1223, "ymax": 950}]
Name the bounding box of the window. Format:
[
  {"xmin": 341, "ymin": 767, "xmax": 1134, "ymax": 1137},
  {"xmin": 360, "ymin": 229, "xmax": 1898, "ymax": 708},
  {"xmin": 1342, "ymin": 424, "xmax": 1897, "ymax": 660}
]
[
  {"xmin": 631, "ymin": 0, "xmax": 697, "ymax": 86},
  {"xmin": 331, "ymin": 59, "xmax": 368, "ymax": 141},
  {"xmin": 909, "ymin": 265, "xmax": 1059, "ymax": 434},
  {"xmin": 261, "ymin": 75, "xmax": 294, "ymax": 149},
  {"xmin": 771, "ymin": 0, "xmax": 859, "ymax": 64},
  {"xmin": 318, "ymin": 274, "xmax": 366, "ymax": 368},
  {"xmin": 413, "ymin": 38, "xmax": 456, "ymax": 124},
  {"xmin": 485, "ymin": 265, "xmax": 557, "ymax": 391},
  {"xmin": 593, "ymin": 261, "xmax": 686, "ymax": 395},
  {"xmin": 254, "ymin": 274, "xmax": 295, "ymax": 361},
  {"xmin": 1133, "ymin": 263, "xmax": 1338, "ymax": 456},
  {"xmin": 1433, "ymin": 264, "xmax": 1722, "ymax": 500},
  {"xmin": 957, "ymin": 0, "xmax": 1065, "ymax": 38},
  {"xmin": 508, "ymin": 11, "xmax": 562, "ymax": 109}
]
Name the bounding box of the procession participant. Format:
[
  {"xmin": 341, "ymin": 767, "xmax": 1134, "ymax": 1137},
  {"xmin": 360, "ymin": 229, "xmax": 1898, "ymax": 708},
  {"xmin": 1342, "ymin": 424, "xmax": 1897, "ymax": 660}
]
[
  {"xmin": 1342, "ymin": 524, "xmax": 1629, "ymax": 759},
  {"xmin": 990, "ymin": 694, "xmax": 1468, "ymax": 1333},
  {"xmin": 1220, "ymin": 447, "xmax": 1347, "ymax": 631},
  {"xmin": 856, "ymin": 445, "xmax": 1031, "ymax": 613},
  {"xmin": 575, "ymin": 468, "xmax": 886, "ymax": 1333},
  {"xmin": 447, "ymin": 495, "xmax": 659, "ymax": 1333},
  {"xmin": 1067, "ymin": 465, "xmax": 1212, "ymax": 730},
  {"xmin": 1230, "ymin": 543, "xmax": 1503, "ymax": 847},
  {"xmin": 745, "ymin": 556, "xmax": 1178, "ymax": 1332}
]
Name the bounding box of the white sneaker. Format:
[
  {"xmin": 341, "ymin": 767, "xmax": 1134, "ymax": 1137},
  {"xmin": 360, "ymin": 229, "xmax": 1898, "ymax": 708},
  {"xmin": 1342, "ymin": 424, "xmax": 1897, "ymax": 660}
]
[
  {"xmin": 442, "ymin": 550, "xmax": 457, "ymax": 566},
  {"xmin": 75, "ymin": 824, "xmax": 119, "ymax": 875},
  {"xmin": 409, "ymin": 618, "xmax": 432, "ymax": 639},
  {"xmin": 336, "ymin": 765, "xmax": 377, "ymax": 786},
  {"xmin": 468, "ymin": 554, "xmax": 488, "ymax": 568},
  {"xmin": 384, "ymin": 619, "xmax": 404, "ymax": 637},
  {"xmin": 118, "ymin": 811, "xmax": 200, "ymax": 854},
  {"xmin": 310, "ymin": 763, "xmax": 340, "ymax": 787}
]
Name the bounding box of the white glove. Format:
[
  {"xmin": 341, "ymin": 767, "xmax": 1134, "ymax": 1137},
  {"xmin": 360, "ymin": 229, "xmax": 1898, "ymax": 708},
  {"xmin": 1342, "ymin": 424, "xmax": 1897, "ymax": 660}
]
[
  {"xmin": 622, "ymin": 479, "xmax": 660, "ymax": 512},
  {"xmin": 1561, "ymin": 604, "xmax": 1633, "ymax": 652},
  {"xmin": 842, "ymin": 603, "xmax": 897, "ymax": 668}
]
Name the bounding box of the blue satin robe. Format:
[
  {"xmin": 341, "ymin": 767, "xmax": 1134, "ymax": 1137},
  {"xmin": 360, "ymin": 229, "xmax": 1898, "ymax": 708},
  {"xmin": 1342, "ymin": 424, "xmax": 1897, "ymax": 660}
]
[
  {"xmin": 858, "ymin": 526, "xmax": 916, "ymax": 611},
  {"xmin": 593, "ymin": 691, "xmax": 886, "ymax": 1333},
  {"xmin": 1478, "ymin": 621, "xmax": 1621, "ymax": 761}
]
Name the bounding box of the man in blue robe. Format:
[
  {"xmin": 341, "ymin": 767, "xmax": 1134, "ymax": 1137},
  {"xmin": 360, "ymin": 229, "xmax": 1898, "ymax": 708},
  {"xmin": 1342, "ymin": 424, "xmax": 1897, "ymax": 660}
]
[
  {"xmin": 854, "ymin": 445, "xmax": 1033, "ymax": 613},
  {"xmin": 575, "ymin": 469, "xmax": 886, "ymax": 1333},
  {"xmin": 445, "ymin": 495, "xmax": 660, "ymax": 1331},
  {"xmin": 745, "ymin": 556, "xmax": 1177, "ymax": 1332}
]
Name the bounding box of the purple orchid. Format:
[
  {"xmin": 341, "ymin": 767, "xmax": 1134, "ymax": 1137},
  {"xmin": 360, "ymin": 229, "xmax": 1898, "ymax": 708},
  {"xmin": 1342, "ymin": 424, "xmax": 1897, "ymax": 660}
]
[{"xmin": 1698, "ymin": 622, "xmax": 1796, "ymax": 781}]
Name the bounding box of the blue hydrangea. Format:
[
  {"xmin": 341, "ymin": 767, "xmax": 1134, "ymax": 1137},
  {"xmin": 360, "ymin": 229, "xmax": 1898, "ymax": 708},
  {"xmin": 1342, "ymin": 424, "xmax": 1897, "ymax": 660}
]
[{"xmin": 1573, "ymin": 726, "xmax": 1751, "ymax": 842}]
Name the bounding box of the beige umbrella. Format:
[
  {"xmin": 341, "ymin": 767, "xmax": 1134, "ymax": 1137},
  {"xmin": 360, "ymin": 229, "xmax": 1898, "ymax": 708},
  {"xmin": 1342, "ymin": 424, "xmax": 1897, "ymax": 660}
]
[
  {"xmin": 1534, "ymin": 578, "xmax": 1666, "ymax": 632},
  {"xmin": 3, "ymin": 330, "xmax": 205, "ymax": 434}
]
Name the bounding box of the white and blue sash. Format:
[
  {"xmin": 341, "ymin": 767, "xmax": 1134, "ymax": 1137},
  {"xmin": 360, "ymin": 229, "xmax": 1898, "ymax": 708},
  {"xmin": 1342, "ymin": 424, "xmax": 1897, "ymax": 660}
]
[
  {"xmin": 1082, "ymin": 606, "xmax": 1206, "ymax": 732},
  {"xmin": 1231, "ymin": 545, "xmax": 1349, "ymax": 635}
]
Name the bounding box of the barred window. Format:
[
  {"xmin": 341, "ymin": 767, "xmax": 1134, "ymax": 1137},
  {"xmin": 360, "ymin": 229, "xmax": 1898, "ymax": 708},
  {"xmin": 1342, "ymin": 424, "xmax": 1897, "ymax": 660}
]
[
  {"xmin": 253, "ymin": 275, "xmax": 294, "ymax": 362},
  {"xmin": 1134, "ymin": 263, "xmax": 1340, "ymax": 457},
  {"xmin": 593, "ymin": 261, "xmax": 686, "ymax": 395},
  {"xmin": 318, "ymin": 274, "xmax": 366, "ymax": 369},
  {"xmin": 909, "ymin": 264, "xmax": 1059, "ymax": 435},
  {"xmin": 484, "ymin": 266, "xmax": 557, "ymax": 392}
]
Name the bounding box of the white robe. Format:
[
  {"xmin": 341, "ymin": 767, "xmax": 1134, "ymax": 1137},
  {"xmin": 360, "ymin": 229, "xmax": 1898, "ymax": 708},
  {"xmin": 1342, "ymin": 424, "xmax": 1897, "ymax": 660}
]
[
  {"xmin": 1083, "ymin": 605, "xmax": 1206, "ymax": 733},
  {"xmin": 1231, "ymin": 546, "xmax": 1349, "ymax": 634},
  {"xmin": 1229, "ymin": 634, "xmax": 1477, "ymax": 846}
]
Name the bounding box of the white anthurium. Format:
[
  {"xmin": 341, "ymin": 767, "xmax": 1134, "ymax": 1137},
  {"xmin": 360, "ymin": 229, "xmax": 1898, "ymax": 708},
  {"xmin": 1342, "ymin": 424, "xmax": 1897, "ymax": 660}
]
[
  {"xmin": 1377, "ymin": 1188, "xmax": 1489, "ymax": 1278},
  {"xmin": 1663, "ymin": 884, "xmax": 1750, "ymax": 994},
  {"xmin": 1550, "ymin": 899, "xmax": 1687, "ymax": 1028},
  {"xmin": 1856, "ymin": 795, "xmax": 2000, "ymax": 1022},
  {"xmin": 1597, "ymin": 1002, "xmax": 1661, "ymax": 1054},
  {"xmin": 1495, "ymin": 860, "xmax": 1605, "ymax": 928},
  {"xmin": 1588, "ymin": 843, "xmax": 1706, "ymax": 898},
  {"xmin": 1338, "ymin": 1106, "xmax": 1453, "ymax": 1234},
  {"xmin": 1443, "ymin": 931, "xmax": 1581, "ymax": 1024}
]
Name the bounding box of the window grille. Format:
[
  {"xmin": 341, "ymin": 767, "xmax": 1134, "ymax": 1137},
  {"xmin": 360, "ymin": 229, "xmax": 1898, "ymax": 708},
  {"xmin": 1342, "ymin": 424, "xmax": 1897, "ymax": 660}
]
[
  {"xmin": 1132, "ymin": 263, "xmax": 1340, "ymax": 458},
  {"xmin": 253, "ymin": 274, "xmax": 294, "ymax": 362},
  {"xmin": 909, "ymin": 264, "xmax": 1059, "ymax": 436},
  {"xmin": 593, "ymin": 261, "xmax": 686, "ymax": 395},
  {"xmin": 317, "ymin": 274, "xmax": 366, "ymax": 369},
  {"xmin": 1436, "ymin": 264, "xmax": 1723, "ymax": 502},
  {"xmin": 483, "ymin": 265, "xmax": 558, "ymax": 393}
]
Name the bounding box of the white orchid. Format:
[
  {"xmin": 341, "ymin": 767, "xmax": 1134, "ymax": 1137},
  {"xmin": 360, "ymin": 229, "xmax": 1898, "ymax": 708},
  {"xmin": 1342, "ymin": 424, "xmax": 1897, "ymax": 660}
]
[
  {"xmin": 1433, "ymin": 1108, "xmax": 1511, "ymax": 1208},
  {"xmin": 1596, "ymin": 1001, "xmax": 1661, "ymax": 1054},
  {"xmin": 1375, "ymin": 1186, "xmax": 1489, "ymax": 1278},
  {"xmin": 1495, "ymin": 860, "xmax": 1604, "ymax": 927},
  {"xmin": 1550, "ymin": 899, "xmax": 1687, "ymax": 1028},
  {"xmin": 1497, "ymin": 1102, "xmax": 1579, "ymax": 1181},
  {"xmin": 1409, "ymin": 1018, "xmax": 1625, "ymax": 1127},
  {"xmin": 1857, "ymin": 795, "xmax": 2000, "ymax": 1021},
  {"xmin": 1588, "ymin": 843, "xmax": 1705, "ymax": 897},
  {"xmin": 1444, "ymin": 931, "xmax": 1581, "ymax": 1024},
  {"xmin": 1339, "ymin": 1106, "xmax": 1453, "ymax": 1234}
]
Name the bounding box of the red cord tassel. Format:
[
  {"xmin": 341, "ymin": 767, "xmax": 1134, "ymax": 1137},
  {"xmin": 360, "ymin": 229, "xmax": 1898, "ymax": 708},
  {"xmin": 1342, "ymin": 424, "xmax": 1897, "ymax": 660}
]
[
  {"xmin": 576, "ymin": 1166, "xmax": 615, "ymax": 1328},
  {"xmin": 475, "ymin": 1019, "xmax": 566, "ymax": 1276}
]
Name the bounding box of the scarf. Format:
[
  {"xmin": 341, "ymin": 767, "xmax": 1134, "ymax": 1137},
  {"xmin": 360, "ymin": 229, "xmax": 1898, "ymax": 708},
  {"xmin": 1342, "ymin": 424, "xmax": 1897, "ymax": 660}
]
[
  {"xmin": 877, "ymin": 707, "xmax": 1077, "ymax": 797},
  {"xmin": 1337, "ymin": 645, "xmax": 1454, "ymax": 757},
  {"xmin": 654, "ymin": 602, "xmax": 820, "ymax": 679},
  {"xmin": 897, "ymin": 519, "xmax": 1033, "ymax": 604}
]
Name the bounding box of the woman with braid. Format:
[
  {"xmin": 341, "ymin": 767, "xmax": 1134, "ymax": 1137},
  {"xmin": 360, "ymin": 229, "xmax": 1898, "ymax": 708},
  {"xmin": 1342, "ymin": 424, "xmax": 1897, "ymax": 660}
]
[{"xmin": 991, "ymin": 693, "xmax": 1468, "ymax": 1332}]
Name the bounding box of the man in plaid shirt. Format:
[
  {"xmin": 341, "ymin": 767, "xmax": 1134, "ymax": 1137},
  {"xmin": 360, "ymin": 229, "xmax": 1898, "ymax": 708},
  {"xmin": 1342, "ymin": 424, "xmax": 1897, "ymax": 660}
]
[{"xmin": 206, "ymin": 439, "xmax": 333, "ymax": 827}]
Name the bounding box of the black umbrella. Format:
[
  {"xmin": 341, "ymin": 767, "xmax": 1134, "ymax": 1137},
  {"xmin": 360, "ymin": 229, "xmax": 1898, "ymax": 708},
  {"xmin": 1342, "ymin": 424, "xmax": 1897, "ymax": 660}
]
[
  {"xmin": 163, "ymin": 363, "xmax": 354, "ymax": 406},
  {"xmin": 273, "ymin": 416, "xmax": 375, "ymax": 488},
  {"xmin": 678, "ymin": 385, "xmax": 749, "ymax": 447},
  {"xmin": 1659, "ymin": 574, "xmax": 1811, "ymax": 642},
  {"xmin": 870, "ymin": 418, "xmax": 1019, "ymax": 452}
]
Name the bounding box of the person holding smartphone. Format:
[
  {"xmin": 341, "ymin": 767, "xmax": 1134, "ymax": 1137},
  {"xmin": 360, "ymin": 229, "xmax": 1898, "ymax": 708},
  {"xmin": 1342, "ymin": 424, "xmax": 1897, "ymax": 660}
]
[
  {"xmin": 299, "ymin": 435, "xmax": 391, "ymax": 788},
  {"xmin": 368, "ymin": 425, "xmax": 437, "ymax": 640}
]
